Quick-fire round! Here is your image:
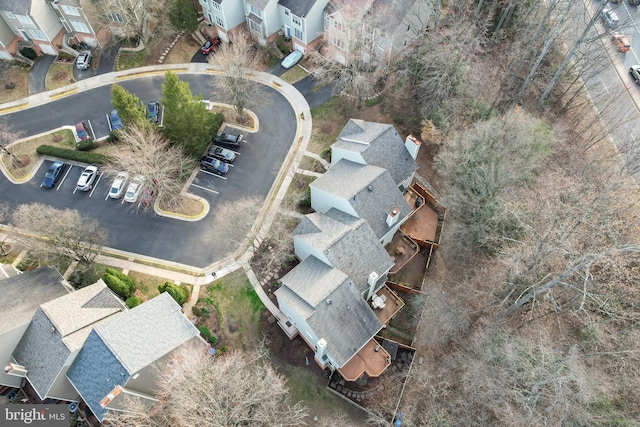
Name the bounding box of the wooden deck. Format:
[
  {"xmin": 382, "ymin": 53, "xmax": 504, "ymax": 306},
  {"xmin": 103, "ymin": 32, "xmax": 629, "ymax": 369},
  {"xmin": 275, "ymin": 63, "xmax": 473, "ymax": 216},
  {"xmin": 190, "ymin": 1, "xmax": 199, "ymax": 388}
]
[
  {"xmin": 370, "ymin": 285, "xmax": 405, "ymax": 325},
  {"xmin": 401, "ymin": 186, "xmax": 440, "ymax": 243},
  {"xmin": 337, "ymin": 338, "xmax": 391, "ymax": 382}
]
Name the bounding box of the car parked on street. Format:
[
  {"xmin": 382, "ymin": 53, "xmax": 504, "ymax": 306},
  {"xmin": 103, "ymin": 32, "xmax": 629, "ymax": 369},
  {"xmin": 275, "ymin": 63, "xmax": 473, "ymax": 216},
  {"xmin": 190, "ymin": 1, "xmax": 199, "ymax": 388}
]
[
  {"xmin": 109, "ymin": 172, "xmax": 129, "ymax": 199},
  {"xmin": 76, "ymin": 51, "xmax": 92, "ymax": 70},
  {"xmin": 212, "ymin": 132, "xmax": 244, "ymax": 149},
  {"xmin": 124, "ymin": 175, "xmax": 145, "ymax": 203},
  {"xmin": 75, "ymin": 122, "xmax": 89, "ymax": 141},
  {"xmin": 629, "ymin": 65, "xmax": 640, "ymax": 84},
  {"xmin": 76, "ymin": 165, "xmax": 98, "ymax": 192},
  {"xmin": 200, "ymin": 156, "xmax": 229, "ymax": 175},
  {"xmin": 41, "ymin": 161, "xmax": 65, "ymax": 189},
  {"xmin": 612, "ymin": 34, "xmax": 630, "ymax": 52},
  {"xmin": 281, "ymin": 49, "xmax": 303, "ymax": 69},
  {"xmin": 207, "ymin": 145, "xmax": 236, "ymax": 163},
  {"xmin": 108, "ymin": 110, "xmax": 123, "ymax": 131},
  {"xmin": 601, "ymin": 8, "xmax": 619, "ymax": 29},
  {"xmin": 201, "ymin": 36, "xmax": 221, "ymax": 55},
  {"xmin": 147, "ymin": 101, "xmax": 160, "ymax": 123}
]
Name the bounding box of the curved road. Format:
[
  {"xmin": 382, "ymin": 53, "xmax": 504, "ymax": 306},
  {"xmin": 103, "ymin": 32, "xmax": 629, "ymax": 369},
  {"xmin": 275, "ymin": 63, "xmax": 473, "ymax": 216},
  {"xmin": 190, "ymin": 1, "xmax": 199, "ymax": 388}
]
[{"xmin": 0, "ymin": 72, "xmax": 298, "ymax": 268}]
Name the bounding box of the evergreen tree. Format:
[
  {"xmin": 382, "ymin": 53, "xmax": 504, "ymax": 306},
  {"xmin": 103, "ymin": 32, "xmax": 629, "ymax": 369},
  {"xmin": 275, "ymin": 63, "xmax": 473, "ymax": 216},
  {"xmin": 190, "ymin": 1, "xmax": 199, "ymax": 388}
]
[
  {"xmin": 169, "ymin": 0, "xmax": 198, "ymax": 31},
  {"xmin": 111, "ymin": 85, "xmax": 146, "ymax": 127}
]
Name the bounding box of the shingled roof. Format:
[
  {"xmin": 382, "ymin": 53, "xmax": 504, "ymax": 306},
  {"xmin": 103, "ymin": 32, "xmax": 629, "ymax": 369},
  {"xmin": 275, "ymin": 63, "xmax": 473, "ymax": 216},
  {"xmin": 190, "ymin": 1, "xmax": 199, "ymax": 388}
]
[
  {"xmin": 294, "ymin": 209, "xmax": 393, "ymax": 294},
  {"xmin": 0, "ymin": 0, "xmax": 31, "ymax": 15},
  {"xmin": 276, "ymin": 256, "xmax": 382, "ymax": 367},
  {"xmin": 332, "ymin": 119, "xmax": 417, "ymax": 185},
  {"xmin": 67, "ymin": 292, "xmax": 201, "ymax": 421}
]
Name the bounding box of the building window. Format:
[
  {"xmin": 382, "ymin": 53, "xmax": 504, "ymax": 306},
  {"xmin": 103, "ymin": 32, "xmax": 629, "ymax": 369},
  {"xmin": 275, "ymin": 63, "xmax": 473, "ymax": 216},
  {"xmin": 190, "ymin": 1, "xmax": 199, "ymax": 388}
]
[
  {"xmin": 61, "ymin": 5, "xmax": 81, "ymax": 16},
  {"xmin": 215, "ymin": 15, "xmax": 224, "ymax": 27},
  {"xmin": 5, "ymin": 12, "xmax": 15, "ymax": 19},
  {"xmin": 333, "ymin": 20, "xmax": 344, "ymax": 32},
  {"xmin": 249, "ymin": 19, "xmax": 261, "ymax": 33},
  {"xmin": 284, "ymin": 9, "xmax": 289, "ymax": 15},
  {"xmin": 292, "ymin": 15, "xmax": 301, "ymax": 26},
  {"xmin": 212, "ymin": 2, "xmax": 221, "ymax": 10},
  {"xmin": 16, "ymin": 15, "xmax": 34, "ymax": 26},
  {"xmin": 29, "ymin": 29, "xmax": 46, "ymax": 40},
  {"xmin": 250, "ymin": 5, "xmax": 262, "ymax": 18},
  {"xmin": 332, "ymin": 36, "xmax": 344, "ymax": 50},
  {"xmin": 70, "ymin": 20, "xmax": 90, "ymax": 33},
  {"xmin": 294, "ymin": 28, "xmax": 303, "ymax": 40},
  {"xmin": 107, "ymin": 12, "xmax": 123, "ymax": 23}
]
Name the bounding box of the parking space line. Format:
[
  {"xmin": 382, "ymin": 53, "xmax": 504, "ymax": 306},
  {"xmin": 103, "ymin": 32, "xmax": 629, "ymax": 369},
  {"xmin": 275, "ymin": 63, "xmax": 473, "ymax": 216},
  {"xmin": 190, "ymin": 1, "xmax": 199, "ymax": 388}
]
[
  {"xmin": 190, "ymin": 183, "xmax": 219, "ymax": 194},
  {"xmin": 106, "ymin": 114, "xmax": 112, "ymax": 131},
  {"xmin": 87, "ymin": 120, "xmax": 95, "ymax": 140},
  {"xmin": 199, "ymin": 169, "xmax": 228, "ymax": 180},
  {"xmin": 89, "ymin": 172, "xmax": 103, "ymax": 197},
  {"xmin": 57, "ymin": 165, "xmax": 73, "ymax": 191}
]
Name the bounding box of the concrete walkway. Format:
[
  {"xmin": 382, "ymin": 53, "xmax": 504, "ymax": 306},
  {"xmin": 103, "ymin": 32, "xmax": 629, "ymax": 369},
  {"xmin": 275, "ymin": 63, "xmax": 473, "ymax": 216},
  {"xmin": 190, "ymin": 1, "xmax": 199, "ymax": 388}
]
[{"xmin": 0, "ymin": 62, "xmax": 314, "ymax": 336}]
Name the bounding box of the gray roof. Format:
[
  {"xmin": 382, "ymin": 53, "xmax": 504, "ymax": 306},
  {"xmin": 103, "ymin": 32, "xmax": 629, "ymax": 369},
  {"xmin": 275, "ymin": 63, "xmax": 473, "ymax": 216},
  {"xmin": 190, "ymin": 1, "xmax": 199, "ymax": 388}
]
[
  {"xmin": 245, "ymin": 0, "xmax": 270, "ymax": 10},
  {"xmin": 11, "ymin": 281, "xmax": 124, "ymax": 399},
  {"xmin": 0, "ymin": 266, "xmax": 69, "ymax": 334},
  {"xmin": 295, "ymin": 210, "xmax": 393, "ymax": 294},
  {"xmin": 12, "ymin": 308, "xmax": 72, "ymax": 400},
  {"xmin": 311, "ymin": 159, "xmax": 412, "ymax": 240},
  {"xmin": 371, "ymin": 0, "xmax": 418, "ymax": 31},
  {"xmin": 276, "ymin": 257, "xmax": 381, "ymax": 367},
  {"xmin": 66, "ymin": 330, "xmax": 128, "ymax": 422},
  {"xmin": 94, "ymin": 292, "xmax": 200, "ymax": 374},
  {"xmin": 279, "ymin": 0, "xmax": 317, "ymax": 17},
  {"xmin": 67, "ymin": 293, "xmax": 200, "ymax": 421},
  {"xmin": 0, "ymin": 0, "xmax": 30, "ymax": 14},
  {"xmin": 333, "ymin": 119, "xmax": 417, "ymax": 185}
]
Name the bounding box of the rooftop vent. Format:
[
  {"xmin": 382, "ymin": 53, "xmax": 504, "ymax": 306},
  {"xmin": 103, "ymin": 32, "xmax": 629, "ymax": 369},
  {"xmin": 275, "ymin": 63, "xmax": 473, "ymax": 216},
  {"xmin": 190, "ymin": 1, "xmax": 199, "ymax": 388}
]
[
  {"xmin": 367, "ymin": 185, "xmax": 373, "ymax": 192},
  {"xmin": 326, "ymin": 299, "xmax": 332, "ymax": 305}
]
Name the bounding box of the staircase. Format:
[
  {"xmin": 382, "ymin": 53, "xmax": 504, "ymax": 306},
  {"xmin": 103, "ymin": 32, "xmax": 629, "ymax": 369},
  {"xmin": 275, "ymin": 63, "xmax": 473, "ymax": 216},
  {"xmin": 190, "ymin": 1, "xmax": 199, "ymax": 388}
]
[{"xmin": 191, "ymin": 19, "xmax": 209, "ymax": 46}]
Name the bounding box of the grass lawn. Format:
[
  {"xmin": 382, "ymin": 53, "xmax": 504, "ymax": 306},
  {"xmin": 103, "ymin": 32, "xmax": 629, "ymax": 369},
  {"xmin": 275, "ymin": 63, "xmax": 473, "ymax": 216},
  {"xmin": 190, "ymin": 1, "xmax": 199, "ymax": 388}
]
[
  {"xmin": 45, "ymin": 63, "xmax": 73, "ymax": 91},
  {"xmin": 0, "ymin": 64, "xmax": 29, "ymax": 103},
  {"xmin": 309, "ymin": 96, "xmax": 351, "ymax": 154},
  {"xmin": 126, "ymin": 271, "xmax": 166, "ymax": 301},
  {"xmin": 116, "ymin": 51, "xmax": 146, "ymax": 71},
  {"xmin": 282, "ymin": 173, "xmax": 315, "ymax": 213},
  {"xmin": 197, "ymin": 269, "xmax": 263, "ymax": 352},
  {"xmin": 280, "ymin": 65, "xmax": 308, "ymax": 84},
  {"xmin": 1, "ymin": 129, "xmax": 75, "ymax": 180},
  {"xmin": 297, "ymin": 155, "xmax": 326, "ymax": 173}
]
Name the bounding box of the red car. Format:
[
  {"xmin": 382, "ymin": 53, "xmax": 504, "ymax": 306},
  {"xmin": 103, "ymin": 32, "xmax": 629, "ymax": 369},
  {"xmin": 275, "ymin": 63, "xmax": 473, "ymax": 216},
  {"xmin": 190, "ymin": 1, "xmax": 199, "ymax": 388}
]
[{"xmin": 201, "ymin": 36, "xmax": 221, "ymax": 55}]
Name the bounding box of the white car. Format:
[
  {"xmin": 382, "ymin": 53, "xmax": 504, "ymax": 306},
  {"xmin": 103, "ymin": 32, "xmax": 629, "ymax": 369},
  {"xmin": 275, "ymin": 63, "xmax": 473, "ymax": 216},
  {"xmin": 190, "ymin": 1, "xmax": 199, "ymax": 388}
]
[
  {"xmin": 76, "ymin": 166, "xmax": 98, "ymax": 192},
  {"xmin": 109, "ymin": 172, "xmax": 129, "ymax": 199},
  {"xmin": 124, "ymin": 175, "xmax": 145, "ymax": 203},
  {"xmin": 281, "ymin": 50, "xmax": 303, "ymax": 69}
]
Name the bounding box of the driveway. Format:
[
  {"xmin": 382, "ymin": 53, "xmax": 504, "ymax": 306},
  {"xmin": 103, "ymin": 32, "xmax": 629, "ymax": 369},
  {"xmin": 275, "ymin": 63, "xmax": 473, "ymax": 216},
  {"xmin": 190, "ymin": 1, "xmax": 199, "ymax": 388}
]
[
  {"xmin": 28, "ymin": 55, "xmax": 56, "ymax": 95},
  {"xmin": 0, "ymin": 74, "xmax": 297, "ymax": 267}
]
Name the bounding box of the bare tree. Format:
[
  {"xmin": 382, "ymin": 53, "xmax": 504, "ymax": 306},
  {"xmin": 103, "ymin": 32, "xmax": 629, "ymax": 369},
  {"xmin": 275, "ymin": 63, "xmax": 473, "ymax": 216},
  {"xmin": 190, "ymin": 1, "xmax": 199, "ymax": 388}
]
[
  {"xmin": 0, "ymin": 117, "xmax": 24, "ymax": 165},
  {"xmin": 12, "ymin": 203, "xmax": 108, "ymax": 264},
  {"xmin": 208, "ymin": 32, "xmax": 260, "ymax": 121},
  {"xmin": 106, "ymin": 342, "xmax": 308, "ymax": 426},
  {"xmin": 105, "ymin": 124, "xmax": 194, "ymax": 211},
  {"xmin": 96, "ymin": 0, "xmax": 174, "ymax": 53}
]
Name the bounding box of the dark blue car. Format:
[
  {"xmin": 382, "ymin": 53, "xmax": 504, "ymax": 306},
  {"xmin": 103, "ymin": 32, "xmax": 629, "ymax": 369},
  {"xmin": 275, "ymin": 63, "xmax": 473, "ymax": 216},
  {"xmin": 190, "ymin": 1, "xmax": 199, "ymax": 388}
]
[
  {"xmin": 41, "ymin": 161, "xmax": 65, "ymax": 189},
  {"xmin": 109, "ymin": 110, "xmax": 123, "ymax": 131},
  {"xmin": 147, "ymin": 101, "xmax": 160, "ymax": 123},
  {"xmin": 200, "ymin": 156, "xmax": 229, "ymax": 175}
]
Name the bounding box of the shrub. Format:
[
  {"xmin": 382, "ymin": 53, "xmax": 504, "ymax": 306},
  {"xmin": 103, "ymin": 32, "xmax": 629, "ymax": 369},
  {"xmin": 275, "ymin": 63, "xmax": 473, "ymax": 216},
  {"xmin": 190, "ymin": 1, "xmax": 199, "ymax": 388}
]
[
  {"xmin": 365, "ymin": 96, "xmax": 383, "ymax": 107},
  {"xmin": 37, "ymin": 145, "xmax": 108, "ymax": 164},
  {"xmin": 76, "ymin": 139, "xmax": 98, "ymax": 151},
  {"xmin": 103, "ymin": 273, "xmax": 133, "ymax": 299},
  {"xmin": 104, "ymin": 268, "xmax": 136, "ymax": 294},
  {"xmin": 68, "ymin": 265, "xmax": 104, "ymax": 289},
  {"xmin": 19, "ymin": 47, "xmax": 37, "ymax": 60},
  {"xmin": 276, "ymin": 35, "xmax": 290, "ymax": 55},
  {"xmin": 158, "ymin": 282, "xmax": 189, "ymax": 305},
  {"xmin": 107, "ymin": 130, "xmax": 120, "ymax": 143},
  {"xmin": 198, "ymin": 325, "xmax": 217, "ymax": 344},
  {"xmin": 191, "ymin": 306, "xmax": 202, "ymax": 317},
  {"xmin": 298, "ymin": 187, "xmax": 311, "ymax": 208},
  {"xmin": 126, "ymin": 296, "xmax": 142, "ymax": 308}
]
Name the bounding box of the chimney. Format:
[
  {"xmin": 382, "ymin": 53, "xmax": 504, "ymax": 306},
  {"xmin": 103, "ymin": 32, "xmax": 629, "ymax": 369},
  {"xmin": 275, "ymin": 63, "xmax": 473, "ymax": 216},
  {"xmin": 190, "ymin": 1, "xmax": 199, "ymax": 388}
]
[
  {"xmin": 405, "ymin": 134, "xmax": 421, "ymax": 160},
  {"xmin": 4, "ymin": 363, "xmax": 28, "ymax": 377},
  {"xmin": 386, "ymin": 208, "xmax": 400, "ymax": 227},
  {"xmin": 368, "ymin": 271, "xmax": 379, "ymax": 298},
  {"xmin": 99, "ymin": 385, "xmax": 123, "ymax": 408},
  {"xmin": 316, "ymin": 338, "xmax": 327, "ymax": 360}
]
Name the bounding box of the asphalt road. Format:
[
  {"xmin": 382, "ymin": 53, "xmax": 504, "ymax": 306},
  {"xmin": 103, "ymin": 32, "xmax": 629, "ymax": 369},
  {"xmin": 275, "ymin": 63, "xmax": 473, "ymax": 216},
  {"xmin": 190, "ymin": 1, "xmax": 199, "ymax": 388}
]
[
  {"xmin": 28, "ymin": 55, "xmax": 56, "ymax": 95},
  {"xmin": 0, "ymin": 74, "xmax": 296, "ymax": 267}
]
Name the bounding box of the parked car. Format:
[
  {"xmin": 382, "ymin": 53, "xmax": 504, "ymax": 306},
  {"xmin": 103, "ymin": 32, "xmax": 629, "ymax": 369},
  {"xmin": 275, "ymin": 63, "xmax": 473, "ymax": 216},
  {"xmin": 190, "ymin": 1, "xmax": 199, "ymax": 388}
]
[
  {"xmin": 212, "ymin": 132, "xmax": 244, "ymax": 149},
  {"xmin": 207, "ymin": 145, "xmax": 236, "ymax": 163},
  {"xmin": 108, "ymin": 110, "xmax": 123, "ymax": 131},
  {"xmin": 612, "ymin": 34, "xmax": 630, "ymax": 52},
  {"xmin": 281, "ymin": 50, "xmax": 303, "ymax": 69},
  {"xmin": 76, "ymin": 165, "xmax": 98, "ymax": 192},
  {"xmin": 630, "ymin": 0, "xmax": 640, "ymax": 6},
  {"xmin": 601, "ymin": 8, "xmax": 619, "ymax": 29},
  {"xmin": 147, "ymin": 101, "xmax": 160, "ymax": 123},
  {"xmin": 200, "ymin": 156, "xmax": 229, "ymax": 175},
  {"xmin": 629, "ymin": 65, "xmax": 640, "ymax": 84},
  {"xmin": 76, "ymin": 51, "xmax": 92, "ymax": 70},
  {"xmin": 140, "ymin": 185, "xmax": 156, "ymax": 206},
  {"xmin": 109, "ymin": 172, "xmax": 129, "ymax": 199},
  {"xmin": 75, "ymin": 122, "xmax": 89, "ymax": 141},
  {"xmin": 124, "ymin": 175, "xmax": 146, "ymax": 203},
  {"xmin": 201, "ymin": 36, "xmax": 221, "ymax": 55},
  {"xmin": 41, "ymin": 161, "xmax": 65, "ymax": 189}
]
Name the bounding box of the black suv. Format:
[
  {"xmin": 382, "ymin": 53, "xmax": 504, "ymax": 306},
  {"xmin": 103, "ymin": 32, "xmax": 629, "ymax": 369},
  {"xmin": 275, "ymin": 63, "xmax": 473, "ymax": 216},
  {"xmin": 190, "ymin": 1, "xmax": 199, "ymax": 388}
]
[{"xmin": 212, "ymin": 132, "xmax": 244, "ymax": 149}]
